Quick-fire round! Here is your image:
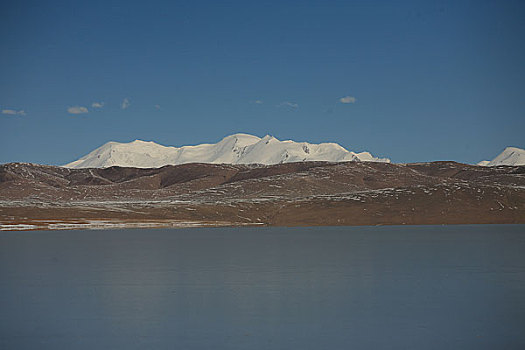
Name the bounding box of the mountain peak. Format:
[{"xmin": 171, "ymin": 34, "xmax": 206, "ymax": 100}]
[
  {"xmin": 219, "ymin": 133, "xmax": 261, "ymax": 145},
  {"xmin": 504, "ymin": 146, "xmax": 523, "ymax": 153},
  {"xmin": 261, "ymin": 134, "xmax": 277, "ymax": 142},
  {"xmin": 478, "ymin": 146, "xmax": 525, "ymax": 166},
  {"xmin": 130, "ymin": 139, "xmax": 152, "ymax": 144}
]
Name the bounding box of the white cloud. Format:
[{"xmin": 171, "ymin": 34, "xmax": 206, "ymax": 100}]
[
  {"xmin": 154, "ymin": 104, "xmax": 161, "ymax": 110},
  {"xmin": 278, "ymin": 101, "xmax": 299, "ymax": 109},
  {"xmin": 339, "ymin": 96, "xmax": 357, "ymax": 104},
  {"xmin": 253, "ymin": 100, "xmax": 263, "ymax": 104},
  {"xmin": 121, "ymin": 98, "xmax": 130, "ymax": 109},
  {"xmin": 91, "ymin": 102, "xmax": 104, "ymax": 108},
  {"xmin": 68, "ymin": 106, "xmax": 88, "ymax": 114},
  {"xmin": 2, "ymin": 109, "xmax": 25, "ymax": 116}
]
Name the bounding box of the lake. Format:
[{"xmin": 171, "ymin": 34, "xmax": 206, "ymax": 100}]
[{"xmin": 1, "ymin": 225, "xmax": 524, "ymax": 349}]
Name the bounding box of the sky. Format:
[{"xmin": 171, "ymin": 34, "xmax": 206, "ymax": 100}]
[{"xmin": 1, "ymin": 0, "xmax": 524, "ymax": 165}]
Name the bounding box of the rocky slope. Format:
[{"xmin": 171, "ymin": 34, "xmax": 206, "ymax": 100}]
[{"xmin": 1, "ymin": 161, "xmax": 524, "ymax": 230}]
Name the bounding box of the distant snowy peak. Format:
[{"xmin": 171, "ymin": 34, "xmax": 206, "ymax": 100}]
[
  {"xmin": 478, "ymin": 147, "xmax": 525, "ymax": 166},
  {"xmin": 65, "ymin": 133, "xmax": 390, "ymax": 168}
]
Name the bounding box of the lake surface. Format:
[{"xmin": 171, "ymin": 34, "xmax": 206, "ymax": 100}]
[{"xmin": 1, "ymin": 225, "xmax": 525, "ymax": 349}]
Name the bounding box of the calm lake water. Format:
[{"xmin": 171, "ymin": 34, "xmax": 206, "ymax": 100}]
[{"xmin": 1, "ymin": 225, "xmax": 525, "ymax": 349}]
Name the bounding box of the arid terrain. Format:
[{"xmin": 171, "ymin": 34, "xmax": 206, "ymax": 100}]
[{"xmin": 1, "ymin": 161, "xmax": 524, "ymax": 230}]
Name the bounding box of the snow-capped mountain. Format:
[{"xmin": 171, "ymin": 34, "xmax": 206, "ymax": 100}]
[
  {"xmin": 478, "ymin": 147, "xmax": 525, "ymax": 166},
  {"xmin": 64, "ymin": 133, "xmax": 390, "ymax": 168}
]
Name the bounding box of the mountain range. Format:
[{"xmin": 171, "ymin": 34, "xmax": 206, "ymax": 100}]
[
  {"xmin": 64, "ymin": 133, "xmax": 524, "ymax": 168},
  {"xmin": 2, "ymin": 134, "xmax": 523, "ymax": 230},
  {"xmin": 64, "ymin": 133, "xmax": 390, "ymax": 168}
]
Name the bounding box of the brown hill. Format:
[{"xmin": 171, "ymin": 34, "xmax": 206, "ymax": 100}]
[{"xmin": 0, "ymin": 161, "xmax": 524, "ymax": 230}]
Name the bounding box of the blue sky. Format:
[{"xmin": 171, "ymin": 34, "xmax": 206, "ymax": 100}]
[{"xmin": 1, "ymin": 0, "xmax": 524, "ymax": 165}]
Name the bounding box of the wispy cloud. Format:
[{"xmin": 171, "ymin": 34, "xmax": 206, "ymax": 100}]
[
  {"xmin": 339, "ymin": 96, "xmax": 357, "ymax": 104},
  {"xmin": 91, "ymin": 102, "xmax": 104, "ymax": 108},
  {"xmin": 277, "ymin": 101, "xmax": 299, "ymax": 110},
  {"xmin": 154, "ymin": 104, "xmax": 161, "ymax": 110},
  {"xmin": 2, "ymin": 109, "xmax": 26, "ymax": 116},
  {"xmin": 67, "ymin": 106, "xmax": 88, "ymax": 114},
  {"xmin": 121, "ymin": 98, "xmax": 130, "ymax": 109},
  {"xmin": 253, "ymin": 100, "xmax": 263, "ymax": 104}
]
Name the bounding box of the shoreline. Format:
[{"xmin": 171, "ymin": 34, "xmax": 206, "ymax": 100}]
[
  {"xmin": 1, "ymin": 219, "xmax": 523, "ymax": 232},
  {"xmin": 0, "ymin": 219, "xmax": 263, "ymax": 232}
]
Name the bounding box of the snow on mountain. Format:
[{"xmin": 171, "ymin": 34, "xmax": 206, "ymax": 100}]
[
  {"xmin": 478, "ymin": 147, "xmax": 525, "ymax": 166},
  {"xmin": 64, "ymin": 133, "xmax": 390, "ymax": 168}
]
